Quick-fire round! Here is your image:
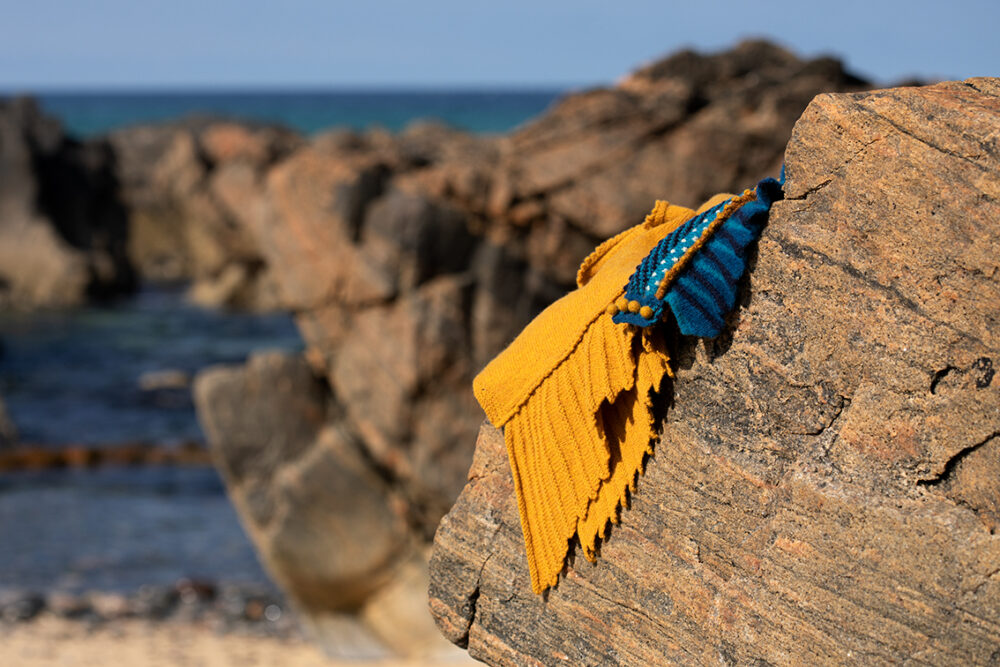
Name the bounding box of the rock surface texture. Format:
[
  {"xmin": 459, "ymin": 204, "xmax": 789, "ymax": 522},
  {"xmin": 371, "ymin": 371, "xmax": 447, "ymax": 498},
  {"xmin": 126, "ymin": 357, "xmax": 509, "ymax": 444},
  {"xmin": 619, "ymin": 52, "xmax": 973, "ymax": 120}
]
[
  {"xmin": 0, "ymin": 98, "xmax": 134, "ymax": 308},
  {"xmin": 109, "ymin": 119, "xmax": 301, "ymax": 309},
  {"xmin": 429, "ymin": 78, "xmax": 1000, "ymax": 665}
]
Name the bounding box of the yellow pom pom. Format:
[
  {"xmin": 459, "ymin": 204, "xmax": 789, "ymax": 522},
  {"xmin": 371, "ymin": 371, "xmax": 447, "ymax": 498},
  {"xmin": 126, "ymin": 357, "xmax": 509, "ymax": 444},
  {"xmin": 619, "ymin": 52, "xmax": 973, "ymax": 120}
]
[
  {"xmin": 605, "ymin": 303, "xmax": 617, "ymax": 316},
  {"xmin": 615, "ymin": 297, "xmax": 628, "ymax": 312},
  {"xmin": 628, "ymin": 300, "xmax": 641, "ymax": 313},
  {"xmin": 639, "ymin": 306, "xmax": 653, "ymax": 319}
]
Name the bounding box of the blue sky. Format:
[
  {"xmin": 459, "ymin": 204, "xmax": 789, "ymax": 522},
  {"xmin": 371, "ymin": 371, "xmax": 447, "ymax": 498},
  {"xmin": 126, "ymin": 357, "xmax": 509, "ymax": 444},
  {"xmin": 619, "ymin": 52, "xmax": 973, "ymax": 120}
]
[{"xmin": 0, "ymin": 0, "xmax": 996, "ymax": 89}]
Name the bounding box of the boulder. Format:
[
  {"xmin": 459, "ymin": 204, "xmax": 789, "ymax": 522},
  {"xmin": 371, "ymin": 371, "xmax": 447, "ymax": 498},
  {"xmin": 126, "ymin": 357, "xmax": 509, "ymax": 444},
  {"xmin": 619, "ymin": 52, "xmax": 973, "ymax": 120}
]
[
  {"xmin": 0, "ymin": 97, "xmax": 134, "ymax": 308},
  {"xmin": 428, "ymin": 79, "xmax": 1000, "ymax": 664},
  {"xmin": 193, "ymin": 349, "xmax": 483, "ymax": 658},
  {"xmin": 108, "ymin": 118, "xmax": 301, "ymax": 309},
  {"xmin": 478, "ymin": 40, "xmax": 869, "ymax": 250},
  {"xmin": 0, "ymin": 394, "xmax": 16, "ymax": 447},
  {"xmin": 194, "ymin": 350, "xmax": 412, "ymax": 613}
]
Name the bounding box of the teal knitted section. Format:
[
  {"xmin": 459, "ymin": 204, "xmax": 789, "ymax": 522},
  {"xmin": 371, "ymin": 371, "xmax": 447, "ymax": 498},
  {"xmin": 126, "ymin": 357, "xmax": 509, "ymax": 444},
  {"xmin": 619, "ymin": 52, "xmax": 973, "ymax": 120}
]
[{"xmin": 613, "ymin": 175, "xmax": 783, "ymax": 337}]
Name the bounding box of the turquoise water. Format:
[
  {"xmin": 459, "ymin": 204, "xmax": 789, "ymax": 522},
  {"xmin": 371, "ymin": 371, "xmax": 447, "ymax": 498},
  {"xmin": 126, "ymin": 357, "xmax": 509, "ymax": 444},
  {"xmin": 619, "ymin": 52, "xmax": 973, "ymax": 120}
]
[{"xmin": 33, "ymin": 89, "xmax": 565, "ymax": 137}]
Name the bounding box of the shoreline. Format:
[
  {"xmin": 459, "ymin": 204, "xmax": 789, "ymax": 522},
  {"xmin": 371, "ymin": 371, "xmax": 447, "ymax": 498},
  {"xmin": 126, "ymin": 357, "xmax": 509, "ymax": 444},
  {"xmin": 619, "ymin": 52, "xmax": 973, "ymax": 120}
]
[
  {"xmin": 0, "ymin": 615, "xmax": 473, "ymax": 667},
  {"xmin": 0, "ymin": 580, "xmax": 296, "ymax": 637}
]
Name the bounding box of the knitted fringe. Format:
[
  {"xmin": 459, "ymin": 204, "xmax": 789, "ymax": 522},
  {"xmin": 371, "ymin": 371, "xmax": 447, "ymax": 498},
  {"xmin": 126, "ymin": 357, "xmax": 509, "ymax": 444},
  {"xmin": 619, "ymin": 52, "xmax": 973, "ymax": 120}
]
[{"xmin": 502, "ymin": 313, "xmax": 671, "ymax": 593}]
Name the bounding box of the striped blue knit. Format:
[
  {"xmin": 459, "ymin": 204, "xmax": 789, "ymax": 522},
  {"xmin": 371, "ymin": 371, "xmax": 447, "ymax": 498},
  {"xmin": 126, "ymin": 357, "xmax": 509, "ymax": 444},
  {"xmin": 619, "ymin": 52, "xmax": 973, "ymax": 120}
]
[{"xmin": 613, "ymin": 174, "xmax": 784, "ymax": 337}]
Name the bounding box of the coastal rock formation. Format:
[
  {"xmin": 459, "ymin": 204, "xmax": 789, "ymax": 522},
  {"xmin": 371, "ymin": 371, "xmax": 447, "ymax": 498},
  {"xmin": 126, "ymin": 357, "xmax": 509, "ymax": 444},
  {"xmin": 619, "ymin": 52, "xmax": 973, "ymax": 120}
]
[
  {"xmin": 246, "ymin": 132, "xmax": 494, "ymax": 528},
  {"xmin": 109, "ymin": 119, "xmax": 301, "ymax": 309},
  {"xmin": 194, "ymin": 350, "xmax": 465, "ymax": 659},
  {"xmin": 190, "ymin": 41, "xmax": 879, "ymax": 656},
  {"xmin": 228, "ymin": 41, "xmax": 872, "ymax": 536},
  {"xmin": 482, "ymin": 41, "xmax": 866, "ymax": 240},
  {"xmin": 428, "ymin": 78, "xmax": 1000, "ymax": 664},
  {"xmin": 0, "ymin": 97, "xmax": 134, "ymax": 308},
  {"xmin": 0, "ymin": 395, "xmax": 16, "ymax": 447},
  {"xmin": 195, "ymin": 350, "xmax": 411, "ymax": 611}
]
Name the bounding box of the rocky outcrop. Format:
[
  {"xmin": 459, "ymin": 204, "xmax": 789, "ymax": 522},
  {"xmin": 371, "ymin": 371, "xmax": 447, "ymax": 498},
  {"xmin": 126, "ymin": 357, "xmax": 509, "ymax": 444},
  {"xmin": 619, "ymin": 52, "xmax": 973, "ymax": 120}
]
[
  {"xmin": 0, "ymin": 394, "xmax": 16, "ymax": 447},
  {"xmin": 109, "ymin": 119, "xmax": 301, "ymax": 309},
  {"xmin": 470, "ymin": 40, "xmax": 868, "ymax": 245},
  {"xmin": 232, "ymin": 41, "xmax": 872, "ymax": 537},
  {"xmin": 428, "ymin": 78, "xmax": 1000, "ymax": 665},
  {"xmin": 190, "ymin": 41, "xmax": 878, "ymax": 658},
  {"xmin": 195, "ymin": 351, "xmax": 410, "ymax": 610},
  {"xmin": 194, "ymin": 350, "xmax": 467, "ymax": 660},
  {"xmin": 0, "ymin": 97, "xmax": 134, "ymax": 308}
]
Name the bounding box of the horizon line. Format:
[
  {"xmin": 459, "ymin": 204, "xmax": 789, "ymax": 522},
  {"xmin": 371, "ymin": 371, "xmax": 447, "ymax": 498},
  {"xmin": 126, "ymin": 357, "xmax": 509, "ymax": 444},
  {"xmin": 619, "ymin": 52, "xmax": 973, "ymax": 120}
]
[{"xmin": 0, "ymin": 82, "xmax": 592, "ymax": 95}]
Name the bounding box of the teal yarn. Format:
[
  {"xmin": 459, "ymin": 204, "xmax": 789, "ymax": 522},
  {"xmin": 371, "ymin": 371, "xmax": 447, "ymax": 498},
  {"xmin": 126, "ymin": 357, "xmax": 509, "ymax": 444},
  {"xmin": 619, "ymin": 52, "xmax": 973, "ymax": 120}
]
[{"xmin": 613, "ymin": 173, "xmax": 784, "ymax": 337}]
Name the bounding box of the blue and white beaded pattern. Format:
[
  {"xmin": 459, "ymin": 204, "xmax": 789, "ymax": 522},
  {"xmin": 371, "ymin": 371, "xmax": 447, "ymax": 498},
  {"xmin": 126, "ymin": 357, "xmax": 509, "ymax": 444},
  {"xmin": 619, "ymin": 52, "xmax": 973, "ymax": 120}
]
[
  {"xmin": 612, "ymin": 199, "xmax": 730, "ymax": 327},
  {"xmin": 612, "ymin": 175, "xmax": 783, "ymax": 336}
]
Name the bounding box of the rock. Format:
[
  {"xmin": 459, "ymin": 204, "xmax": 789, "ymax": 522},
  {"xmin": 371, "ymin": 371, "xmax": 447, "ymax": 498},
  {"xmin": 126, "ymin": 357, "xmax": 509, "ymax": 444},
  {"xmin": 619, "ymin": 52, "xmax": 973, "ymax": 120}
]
[
  {"xmin": 0, "ymin": 394, "xmax": 16, "ymax": 447},
  {"xmin": 360, "ymin": 549, "xmax": 477, "ymax": 661},
  {"xmin": 194, "ymin": 350, "xmax": 412, "ymax": 615},
  {"xmin": 174, "ymin": 578, "xmax": 217, "ymax": 605},
  {"xmin": 130, "ymin": 585, "xmax": 181, "ymax": 620},
  {"xmin": 252, "ymin": 147, "xmax": 395, "ymax": 310},
  {"xmin": 0, "ymin": 97, "xmax": 134, "ymax": 308},
  {"xmin": 428, "ymin": 79, "xmax": 1000, "ymax": 665},
  {"xmin": 87, "ymin": 591, "xmax": 130, "ymax": 619},
  {"xmin": 108, "ymin": 118, "xmax": 301, "ymax": 309},
  {"xmin": 0, "ymin": 590, "xmax": 45, "ymax": 623},
  {"xmin": 46, "ymin": 592, "xmax": 94, "ymax": 619},
  {"xmin": 192, "ymin": 350, "xmax": 475, "ymax": 655},
  {"xmin": 137, "ymin": 368, "xmax": 191, "ymax": 391},
  {"xmin": 185, "ymin": 261, "xmax": 283, "ymax": 310},
  {"xmin": 485, "ymin": 40, "xmax": 869, "ymax": 248}
]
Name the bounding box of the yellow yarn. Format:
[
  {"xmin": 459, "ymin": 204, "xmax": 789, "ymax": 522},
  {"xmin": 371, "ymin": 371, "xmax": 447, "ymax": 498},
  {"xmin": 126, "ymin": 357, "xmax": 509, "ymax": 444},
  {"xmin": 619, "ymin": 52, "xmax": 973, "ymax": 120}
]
[{"xmin": 474, "ymin": 193, "xmax": 734, "ymax": 594}]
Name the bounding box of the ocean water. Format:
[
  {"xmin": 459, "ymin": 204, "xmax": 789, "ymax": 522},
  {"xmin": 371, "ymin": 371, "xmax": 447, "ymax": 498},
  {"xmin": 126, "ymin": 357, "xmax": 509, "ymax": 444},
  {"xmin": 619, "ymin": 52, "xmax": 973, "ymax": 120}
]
[
  {"xmin": 0, "ymin": 288, "xmax": 299, "ymax": 594},
  {"xmin": 0, "ymin": 287, "xmax": 302, "ymax": 446},
  {"xmin": 0, "ymin": 466, "xmax": 271, "ymax": 594},
  {"xmin": 33, "ymin": 89, "xmax": 565, "ymax": 137}
]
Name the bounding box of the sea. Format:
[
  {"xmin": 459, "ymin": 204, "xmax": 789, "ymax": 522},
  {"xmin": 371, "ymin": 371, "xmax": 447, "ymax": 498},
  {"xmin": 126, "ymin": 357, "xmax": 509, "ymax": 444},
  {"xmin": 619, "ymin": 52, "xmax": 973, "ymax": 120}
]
[
  {"xmin": 0, "ymin": 90, "xmax": 563, "ymax": 597},
  {"xmin": 33, "ymin": 89, "xmax": 565, "ymax": 137}
]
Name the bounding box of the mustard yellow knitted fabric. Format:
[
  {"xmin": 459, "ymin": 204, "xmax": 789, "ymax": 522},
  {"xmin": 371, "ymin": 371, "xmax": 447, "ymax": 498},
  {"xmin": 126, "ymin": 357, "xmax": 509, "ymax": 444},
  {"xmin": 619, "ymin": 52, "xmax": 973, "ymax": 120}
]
[{"xmin": 474, "ymin": 194, "xmax": 732, "ymax": 594}]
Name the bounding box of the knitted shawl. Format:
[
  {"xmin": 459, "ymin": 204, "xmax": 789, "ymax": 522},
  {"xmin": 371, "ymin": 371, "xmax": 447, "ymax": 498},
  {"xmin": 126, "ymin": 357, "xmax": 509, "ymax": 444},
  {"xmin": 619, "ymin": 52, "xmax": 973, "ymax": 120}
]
[{"xmin": 474, "ymin": 177, "xmax": 782, "ymax": 594}]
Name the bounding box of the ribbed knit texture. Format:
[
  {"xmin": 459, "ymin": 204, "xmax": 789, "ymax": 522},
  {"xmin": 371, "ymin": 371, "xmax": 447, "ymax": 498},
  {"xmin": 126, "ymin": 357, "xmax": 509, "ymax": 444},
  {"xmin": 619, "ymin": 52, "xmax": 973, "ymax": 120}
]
[
  {"xmin": 475, "ymin": 196, "xmax": 729, "ymax": 594},
  {"xmin": 613, "ymin": 177, "xmax": 783, "ymax": 334}
]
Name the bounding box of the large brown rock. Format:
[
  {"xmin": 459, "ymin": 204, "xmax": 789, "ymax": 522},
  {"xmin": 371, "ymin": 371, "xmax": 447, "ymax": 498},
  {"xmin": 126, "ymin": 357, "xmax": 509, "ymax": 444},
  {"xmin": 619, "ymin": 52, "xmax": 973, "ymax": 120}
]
[
  {"xmin": 244, "ymin": 42, "xmax": 872, "ymax": 539},
  {"xmin": 194, "ymin": 351, "xmax": 411, "ymax": 612},
  {"xmin": 0, "ymin": 394, "xmax": 16, "ymax": 447},
  {"xmin": 428, "ymin": 79, "xmax": 1000, "ymax": 665},
  {"xmin": 109, "ymin": 119, "xmax": 301, "ymax": 308},
  {"xmin": 0, "ymin": 97, "xmax": 134, "ymax": 308},
  {"xmin": 193, "ymin": 350, "xmax": 473, "ymax": 660},
  {"xmin": 476, "ymin": 41, "xmax": 868, "ymax": 252}
]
